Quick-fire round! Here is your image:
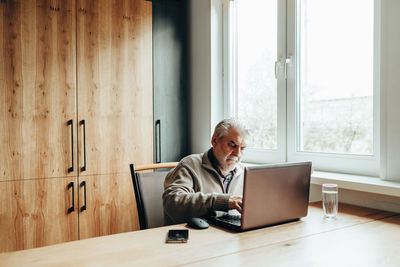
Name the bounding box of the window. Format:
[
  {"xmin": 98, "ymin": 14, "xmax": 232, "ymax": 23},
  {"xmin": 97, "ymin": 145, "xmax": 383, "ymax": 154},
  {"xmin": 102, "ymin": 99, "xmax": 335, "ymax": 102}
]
[
  {"xmin": 298, "ymin": 0, "xmax": 374, "ymax": 155},
  {"xmin": 224, "ymin": 0, "xmax": 380, "ymax": 176}
]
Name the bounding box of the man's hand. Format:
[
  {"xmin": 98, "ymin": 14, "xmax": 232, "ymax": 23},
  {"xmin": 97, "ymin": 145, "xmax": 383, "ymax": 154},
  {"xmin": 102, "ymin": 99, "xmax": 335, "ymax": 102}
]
[{"xmin": 228, "ymin": 195, "xmax": 243, "ymax": 213}]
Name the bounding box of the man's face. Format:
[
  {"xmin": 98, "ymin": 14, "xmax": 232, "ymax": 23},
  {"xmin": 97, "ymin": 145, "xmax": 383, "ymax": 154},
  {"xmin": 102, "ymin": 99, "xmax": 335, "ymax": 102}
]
[{"xmin": 212, "ymin": 128, "xmax": 247, "ymax": 173}]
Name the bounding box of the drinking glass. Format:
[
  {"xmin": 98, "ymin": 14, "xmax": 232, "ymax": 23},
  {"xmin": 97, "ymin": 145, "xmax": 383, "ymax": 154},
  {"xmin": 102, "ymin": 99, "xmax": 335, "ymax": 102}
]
[{"xmin": 322, "ymin": 184, "xmax": 338, "ymax": 220}]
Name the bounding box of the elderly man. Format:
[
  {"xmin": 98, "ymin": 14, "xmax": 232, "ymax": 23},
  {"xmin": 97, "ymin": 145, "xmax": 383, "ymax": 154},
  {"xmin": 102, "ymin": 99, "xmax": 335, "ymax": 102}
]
[{"xmin": 163, "ymin": 118, "xmax": 248, "ymax": 225}]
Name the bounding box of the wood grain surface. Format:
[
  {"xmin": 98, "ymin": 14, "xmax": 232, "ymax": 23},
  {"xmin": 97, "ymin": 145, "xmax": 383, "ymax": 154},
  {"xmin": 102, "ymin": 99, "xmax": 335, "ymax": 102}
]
[
  {"xmin": 0, "ymin": 177, "xmax": 78, "ymax": 253},
  {"xmin": 0, "ymin": 0, "xmax": 153, "ymax": 253},
  {"xmin": 0, "ymin": 0, "xmax": 77, "ymax": 181},
  {"xmin": 78, "ymin": 172, "xmax": 140, "ymax": 239},
  {"xmin": 134, "ymin": 162, "xmax": 178, "ymax": 171},
  {"xmin": 76, "ymin": 0, "xmax": 153, "ymax": 176},
  {"xmin": 0, "ymin": 203, "xmax": 398, "ymax": 266}
]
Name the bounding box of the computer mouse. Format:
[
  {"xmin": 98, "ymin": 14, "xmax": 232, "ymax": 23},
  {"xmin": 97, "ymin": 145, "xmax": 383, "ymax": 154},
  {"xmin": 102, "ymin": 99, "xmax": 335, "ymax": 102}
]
[{"xmin": 187, "ymin": 217, "xmax": 209, "ymax": 229}]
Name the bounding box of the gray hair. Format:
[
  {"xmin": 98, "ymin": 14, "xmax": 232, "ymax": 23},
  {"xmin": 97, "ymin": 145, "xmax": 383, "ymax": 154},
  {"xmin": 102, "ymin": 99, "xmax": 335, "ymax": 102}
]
[{"xmin": 213, "ymin": 118, "xmax": 249, "ymax": 140}]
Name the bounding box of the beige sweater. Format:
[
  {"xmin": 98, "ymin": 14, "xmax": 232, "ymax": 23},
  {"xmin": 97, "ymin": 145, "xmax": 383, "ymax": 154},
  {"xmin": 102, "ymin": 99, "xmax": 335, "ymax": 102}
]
[{"xmin": 163, "ymin": 149, "xmax": 244, "ymax": 225}]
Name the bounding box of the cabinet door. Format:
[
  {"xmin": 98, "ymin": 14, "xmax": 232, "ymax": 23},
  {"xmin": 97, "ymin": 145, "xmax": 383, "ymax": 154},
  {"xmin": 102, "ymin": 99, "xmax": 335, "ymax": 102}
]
[
  {"xmin": 153, "ymin": 0, "xmax": 189, "ymax": 163},
  {"xmin": 0, "ymin": 177, "xmax": 79, "ymax": 252},
  {"xmin": 78, "ymin": 173, "xmax": 139, "ymax": 239},
  {"xmin": 76, "ymin": 0, "xmax": 153, "ymax": 176},
  {"xmin": 0, "ymin": 0, "xmax": 77, "ymax": 181}
]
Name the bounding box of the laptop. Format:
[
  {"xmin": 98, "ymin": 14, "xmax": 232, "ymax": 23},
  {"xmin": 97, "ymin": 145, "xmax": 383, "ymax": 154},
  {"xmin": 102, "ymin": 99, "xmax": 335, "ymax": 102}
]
[{"xmin": 208, "ymin": 162, "xmax": 312, "ymax": 231}]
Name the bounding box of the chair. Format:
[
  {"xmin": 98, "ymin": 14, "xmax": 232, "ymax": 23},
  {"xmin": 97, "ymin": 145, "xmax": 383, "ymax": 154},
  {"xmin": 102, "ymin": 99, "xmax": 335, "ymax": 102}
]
[{"xmin": 130, "ymin": 162, "xmax": 178, "ymax": 230}]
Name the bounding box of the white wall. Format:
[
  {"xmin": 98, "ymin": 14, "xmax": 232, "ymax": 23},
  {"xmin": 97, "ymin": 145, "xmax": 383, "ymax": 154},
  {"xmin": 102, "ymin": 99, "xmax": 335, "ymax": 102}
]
[
  {"xmin": 188, "ymin": 0, "xmax": 225, "ymax": 154},
  {"xmin": 210, "ymin": 0, "xmax": 225, "ymax": 135},
  {"xmin": 188, "ymin": 0, "xmax": 212, "ymax": 153}
]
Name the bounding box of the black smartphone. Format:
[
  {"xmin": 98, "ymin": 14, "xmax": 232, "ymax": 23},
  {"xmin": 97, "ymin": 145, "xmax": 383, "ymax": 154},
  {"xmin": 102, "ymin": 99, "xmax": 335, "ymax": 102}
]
[{"xmin": 166, "ymin": 229, "xmax": 189, "ymax": 243}]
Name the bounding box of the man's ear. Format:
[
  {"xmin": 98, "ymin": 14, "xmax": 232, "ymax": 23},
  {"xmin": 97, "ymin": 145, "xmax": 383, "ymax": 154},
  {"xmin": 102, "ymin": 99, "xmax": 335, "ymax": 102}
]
[{"xmin": 211, "ymin": 133, "xmax": 218, "ymax": 148}]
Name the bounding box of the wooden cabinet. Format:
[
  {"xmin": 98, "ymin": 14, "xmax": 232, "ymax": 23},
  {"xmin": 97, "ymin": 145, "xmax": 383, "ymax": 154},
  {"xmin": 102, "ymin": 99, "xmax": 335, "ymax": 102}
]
[
  {"xmin": 0, "ymin": 177, "xmax": 78, "ymax": 252},
  {"xmin": 75, "ymin": 0, "xmax": 152, "ymax": 241},
  {"xmin": 76, "ymin": 0, "xmax": 153, "ymax": 176},
  {"xmin": 0, "ymin": 0, "xmax": 77, "ymax": 181},
  {"xmin": 0, "ymin": 0, "xmax": 152, "ymax": 252},
  {"xmin": 78, "ymin": 173, "xmax": 139, "ymax": 240},
  {"xmin": 0, "ymin": 0, "xmax": 78, "ymax": 252}
]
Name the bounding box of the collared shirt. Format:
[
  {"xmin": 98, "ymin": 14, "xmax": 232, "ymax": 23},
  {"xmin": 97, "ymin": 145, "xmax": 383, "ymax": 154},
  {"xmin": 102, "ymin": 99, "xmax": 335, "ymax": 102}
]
[{"xmin": 207, "ymin": 148, "xmax": 237, "ymax": 192}]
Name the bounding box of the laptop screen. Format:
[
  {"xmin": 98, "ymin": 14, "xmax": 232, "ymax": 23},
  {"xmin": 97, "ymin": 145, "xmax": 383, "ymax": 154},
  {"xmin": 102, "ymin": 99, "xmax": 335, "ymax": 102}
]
[{"xmin": 241, "ymin": 162, "xmax": 312, "ymax": 230}]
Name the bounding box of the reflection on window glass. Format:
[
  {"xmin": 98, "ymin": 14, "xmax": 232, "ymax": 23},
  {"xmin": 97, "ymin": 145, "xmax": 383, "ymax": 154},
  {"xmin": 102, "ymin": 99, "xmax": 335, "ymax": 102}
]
[
  {"xmin": 236, "ymin": 0, "xmax": 278, "ymax": 149},
  {"xmin": 299, "ymin": 0, "xmax": 374, "ymax": 155}
]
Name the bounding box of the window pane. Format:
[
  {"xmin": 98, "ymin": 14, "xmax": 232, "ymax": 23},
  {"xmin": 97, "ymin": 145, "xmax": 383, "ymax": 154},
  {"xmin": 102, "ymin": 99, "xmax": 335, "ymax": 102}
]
[
  {"xmin": 236, "ymin": 0, "xmax": 278, "ymax": 149},
  {"xmin": 298, "ymin": 0, "xmax": 374, "ymax": 155}
]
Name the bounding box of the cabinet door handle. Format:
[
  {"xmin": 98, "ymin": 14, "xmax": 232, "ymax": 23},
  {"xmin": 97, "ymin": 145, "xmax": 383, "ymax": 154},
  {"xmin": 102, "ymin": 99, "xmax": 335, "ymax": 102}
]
[
  {"xmin": 67, "ymin": 120, "xmax": 74, "ymax": 173},
  {"xmin": 67, "ymin": 182, "xmax": 74, "ymax": 213},
  {"xmin": 80, "ymin": 120, "xmax": 87, "ymax": 172},
  {"xmin": 155, "ymin": 119, "xmax": 161, "ymax": 163},
  {"xmin": 80, "ymin": 181, "xmax": 87, "ymax": 212}
]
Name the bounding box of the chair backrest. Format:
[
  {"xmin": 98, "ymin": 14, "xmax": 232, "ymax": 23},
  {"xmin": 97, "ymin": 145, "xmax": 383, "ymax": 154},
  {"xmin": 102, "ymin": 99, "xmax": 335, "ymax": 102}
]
[{"xmin": 130, "ymin": 163, "xmax": 178, "ymax": 230}]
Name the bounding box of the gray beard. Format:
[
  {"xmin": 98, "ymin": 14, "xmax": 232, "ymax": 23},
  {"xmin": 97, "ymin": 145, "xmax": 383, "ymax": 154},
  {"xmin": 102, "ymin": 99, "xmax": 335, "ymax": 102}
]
[{"xmin": 220, "ymin": 162, "xmax": 238, "ymax": 174}]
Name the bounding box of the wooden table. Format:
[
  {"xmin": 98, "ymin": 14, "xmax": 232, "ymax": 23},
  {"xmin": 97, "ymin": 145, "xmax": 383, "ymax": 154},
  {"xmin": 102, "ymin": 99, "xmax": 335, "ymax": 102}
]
[{"xmin": 1, "ymin": 202, "xmax": 399, "ymax": 267}]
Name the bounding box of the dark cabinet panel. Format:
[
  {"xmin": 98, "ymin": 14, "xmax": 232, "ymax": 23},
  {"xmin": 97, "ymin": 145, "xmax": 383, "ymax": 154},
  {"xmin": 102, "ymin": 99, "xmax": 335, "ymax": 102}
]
[{"xmin": 153, "ymin": 0, "xmax": 189, "ymax": 163}]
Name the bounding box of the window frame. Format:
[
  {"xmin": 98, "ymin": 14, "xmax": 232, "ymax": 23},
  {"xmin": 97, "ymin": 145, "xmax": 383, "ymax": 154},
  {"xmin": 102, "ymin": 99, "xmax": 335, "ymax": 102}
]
[
  {"xmin": 223, "ymin": 0, "xmax": 381, "ymax": 176},
  {"xmin": 224, "ymin": 0, "xmax": 288, "ymax": 164}
]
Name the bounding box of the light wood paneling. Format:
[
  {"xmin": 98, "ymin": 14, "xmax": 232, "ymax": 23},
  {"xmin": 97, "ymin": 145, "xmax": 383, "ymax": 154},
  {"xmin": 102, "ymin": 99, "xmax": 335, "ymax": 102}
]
[
  {"xmin": 76, "ymin": 0, "xmax": 153, "ymax": 176},
  {"xmin": 78, "ymin": 173, "xmax": 139, "ymax": 239},
  {"xmin": 0, "ymin": 177, "xmax": 78, "ymax": 253},
  {"xmin": 0, "ymin": 0, "xmax": 153, "ymax": 252},
  {"xmin": 0, "ymin": 0, "xmax": 77, "ymax": 181}
]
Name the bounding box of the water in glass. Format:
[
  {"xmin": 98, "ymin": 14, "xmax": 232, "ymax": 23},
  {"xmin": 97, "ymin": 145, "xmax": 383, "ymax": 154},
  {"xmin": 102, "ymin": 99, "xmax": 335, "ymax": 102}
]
[{"xmin": 322, "ymin": 184, "xmax": 338, "ymax": 219}]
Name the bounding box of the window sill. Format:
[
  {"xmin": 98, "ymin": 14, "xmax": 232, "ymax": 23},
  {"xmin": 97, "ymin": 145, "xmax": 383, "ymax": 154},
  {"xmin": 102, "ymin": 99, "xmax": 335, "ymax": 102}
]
[
  {"xmin": 311, "ymin": 171, "xmax": 400, "ymax": 198},
  {"xmin": 244, "ymin": 162, "xmax": 400, "ymax": 198}
]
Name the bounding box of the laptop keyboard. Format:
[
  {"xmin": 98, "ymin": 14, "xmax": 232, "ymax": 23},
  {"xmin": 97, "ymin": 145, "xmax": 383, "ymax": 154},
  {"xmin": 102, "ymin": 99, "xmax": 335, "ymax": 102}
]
[{"xmin": 216, "ymin": 214, "xmax": 242, "ymax": 226}]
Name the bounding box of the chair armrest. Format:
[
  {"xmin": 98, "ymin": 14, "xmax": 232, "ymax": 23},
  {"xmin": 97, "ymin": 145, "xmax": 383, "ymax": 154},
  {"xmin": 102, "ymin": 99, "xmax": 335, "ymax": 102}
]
[{"xmin": 135, "ymin": 162, "xmax": 179, "ymax": 171}]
